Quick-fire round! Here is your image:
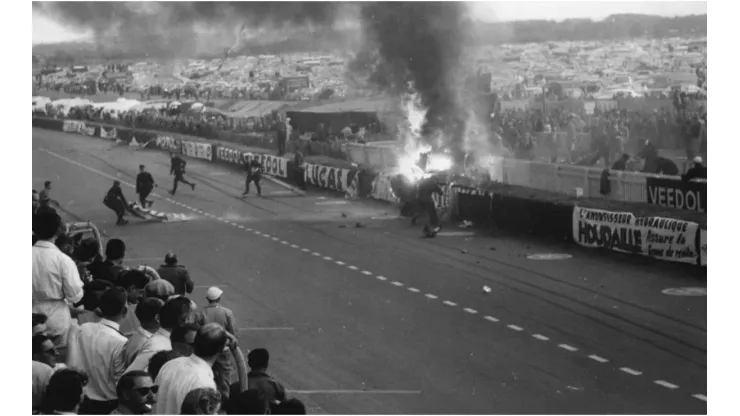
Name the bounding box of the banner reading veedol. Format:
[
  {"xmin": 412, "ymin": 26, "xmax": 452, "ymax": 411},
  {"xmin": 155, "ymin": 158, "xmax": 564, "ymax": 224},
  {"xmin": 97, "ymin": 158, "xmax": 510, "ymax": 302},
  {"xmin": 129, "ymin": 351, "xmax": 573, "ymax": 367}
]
[{"xmin": 646, "ymin": 177, "xmax": 706, "ymax": 212}]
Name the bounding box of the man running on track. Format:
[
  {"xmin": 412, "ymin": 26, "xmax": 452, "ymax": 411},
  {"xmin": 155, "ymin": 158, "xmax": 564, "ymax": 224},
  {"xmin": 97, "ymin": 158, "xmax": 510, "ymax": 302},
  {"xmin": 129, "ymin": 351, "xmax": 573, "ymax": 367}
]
[
  {"xmin": 135, "ymin": 165, "xmax": 156, "ymax": 208},
  {"xmin": 242, "ymin": 159, "xmax": 263, "ymax": 197},
  {"xmin": 168, "ymin": 153, "xmax": 195, "ymax": 196}
]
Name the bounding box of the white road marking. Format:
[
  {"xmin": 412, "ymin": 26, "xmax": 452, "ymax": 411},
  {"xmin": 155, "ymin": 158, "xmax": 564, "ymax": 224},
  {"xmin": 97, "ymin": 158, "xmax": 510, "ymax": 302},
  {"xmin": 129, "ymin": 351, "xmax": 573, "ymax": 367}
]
[
  {"xmin": 246, "ymin": 228, "xmax": 253, "ymax": 231},
  {"xmin": 312, "ymin": 252, "xmax": 321, "ymax": 256},
  {"xmin": 483, "ymin": 316, "xmax": 499, "ymax": 323},
  {"xmin": 290, "ymin": 390, "xmax": 421, "ymax": 395},
  {"xmin": 507, "ymin": 325, "xmax": 524, "ymax": 331},
  {"xmin": 315, "ymin": 200, "xmax": 347, "ymax": 205},
  {"xmin": 425, "ymin": 294, "xmax": 438, "ymax": 299},
  {"xmin": 361, "ymin": 270, "xmax": 372, "ymax": 275},
  {"xmin": 262, "ymin": 234, "xmax": 271, "ymax": 238},
  {"xmin": 407, "ymin": 287, "xmax": 420, "ymax": 293},
  {"xmin": 662, "ymin": 287, "xmax": 707, "ymax": 296},
  {"xmin": 376, "ymin": 276, "xmax": 387, "ymax": 281},
  {"xmin": 254, "ymin": 231, "xmax": 262, "ymax": 235},
  {"xmin": 238, "ymin": 225, "xmax": 245, "ymax": 229},
  {"xmin": 335, "ymin": 261, "xmax": 345, "ymax": 266},
  {"xmin": 532, "ymin": 334, "xmax": 549, "ymax": 341},
  {"xmin": 348, "ymin": 265, "xmax": 359, "ymax": 270},
  {"xmin": 558, "ymin": 344, "xmax": 578, "ymax": 352},
  {"xmin": 588, "ymin": 355, "xmax": 609, "ymax": 363},
  {"xmin": 272, "ymin": 237, "xmax": 280, "ymax": 241},
  {"xmin": 654, "ymin": 380, "xmax": 679, "ymax": 389},
  {"xmin": 290, "ymin": 244, "xmax": 299, "ymax": 248},
  {"xmin": 391, "ymin": 281, "xmax": 404, "ymax": 287},
  {"xmin": 692, "ymin": 394, "xmax": 707, "ymax": 402},
  {"xmin": 302, "ymin": 248, "xmax": 310, "ymax": 252},
  {"xmin": 281, "ymin": 241, "xmax": 288, "ymax": 245},
  {"xmin": 463, "ymin": 308, "xmax": 478, "ymax": 314},
  {"xmin": 323, "ymin": 256, "xmax": 333, "ymax": 261},
  {"xmin": 238, "ymin": 327, "xmax": 295, "ymax": 331},
  {"xmin": 620, "ymin": 367, "xmax": 642, "ymax": 376},
  {"xmin": 442, "ymin": 300, "xmax": 457, "ymax": 307}
]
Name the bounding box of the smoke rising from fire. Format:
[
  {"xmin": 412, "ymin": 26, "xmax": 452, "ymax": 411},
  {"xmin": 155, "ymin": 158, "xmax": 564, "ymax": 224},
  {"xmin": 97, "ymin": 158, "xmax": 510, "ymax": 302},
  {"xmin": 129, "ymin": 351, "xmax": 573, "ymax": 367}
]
[{"xmin": 33, "ymin": 2, "xmax": 352, "ymax": 58}]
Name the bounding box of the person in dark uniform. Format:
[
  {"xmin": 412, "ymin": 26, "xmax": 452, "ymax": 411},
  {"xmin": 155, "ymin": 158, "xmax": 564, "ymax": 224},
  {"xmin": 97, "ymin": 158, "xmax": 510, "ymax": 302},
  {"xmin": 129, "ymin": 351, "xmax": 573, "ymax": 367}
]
[
  {"xmin": 293, "ymin": 151, "xmax": 306, "ymax": 190},
  {"xmin": 412, "ymin": 175, "xmax": 444, "ymax": 236},
  {"xmin": 168, "ymin": 153, "xmax": 195, "ymax": 195},
  {"xmin": 135, "ymin": 164, "xmax": 156, "ymax": 208},
  {"xmin": 682, "ymin": 156, "xmax": 707, "ymax": 182},
  {"xmin": 243, "ymin": 159, "xmax": 263, "ymax": 197},
  {"xmin": 103, "ymin": 180, "xmax": 129, "ymax": 226}
]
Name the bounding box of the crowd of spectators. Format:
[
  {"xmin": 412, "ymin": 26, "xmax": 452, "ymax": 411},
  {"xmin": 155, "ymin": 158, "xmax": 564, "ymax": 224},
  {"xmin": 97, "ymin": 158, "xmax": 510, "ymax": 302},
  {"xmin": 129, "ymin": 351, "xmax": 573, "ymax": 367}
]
[{"xmin": 32, "ymin": 198, "xmax": 307, "ymax": 414}]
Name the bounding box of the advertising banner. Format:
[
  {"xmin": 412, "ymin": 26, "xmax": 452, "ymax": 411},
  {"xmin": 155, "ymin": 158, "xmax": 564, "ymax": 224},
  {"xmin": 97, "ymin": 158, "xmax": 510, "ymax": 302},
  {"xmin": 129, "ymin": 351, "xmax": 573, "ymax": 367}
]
[
  {"xmin": 304, "ymin": 163, "xmax": 354, "ymax": 192},
  {"xmin": 572, "ymin": 206, "xmax": 699, "ymax": 265},
  {"xmin": 646, "ymin": 177, "xmax": 706, "ymax": 212}
]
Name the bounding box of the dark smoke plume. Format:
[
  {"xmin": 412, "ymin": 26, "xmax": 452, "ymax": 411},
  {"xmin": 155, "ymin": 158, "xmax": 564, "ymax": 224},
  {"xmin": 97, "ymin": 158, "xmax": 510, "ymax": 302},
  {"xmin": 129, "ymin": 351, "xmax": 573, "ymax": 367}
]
[
  {"xmin": 33, "ymin": 2, "xmax": 348, "ymax": 58},
  {"xmin": 358, "ymin": 2, "xmax": 470, "ymax": 149}
]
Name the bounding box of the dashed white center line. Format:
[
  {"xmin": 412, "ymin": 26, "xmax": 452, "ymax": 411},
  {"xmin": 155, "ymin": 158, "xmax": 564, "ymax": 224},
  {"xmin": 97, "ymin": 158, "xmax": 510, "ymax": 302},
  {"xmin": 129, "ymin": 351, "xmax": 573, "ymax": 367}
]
[
  {"xmin": 335, "ymin": 261, "xmax": 345, "ymax": 266},
  {"xmin": 483, "ymin": 316, "xmax": 500, "ymax": 323},
  {"xmin": 654, "ymin": 380, "xmax": 679, "ymax": 390},
  {"xmin": 620, "ymin": 367, "xmax": 642, "ymax": 376},
  {"xmin": 323, "ymin": 256, "xmax": 333, "ymax": 261},
  {"xmin": 442, "ymin": 300, "xmax": 457, "ymax": 307},
  {"xmin": 246, "ymin": 228, "xmax": 253, "ymax": 231},
  {"xmin": 290, "ymin": 244, "xmax": 299, "ymax": 248},
  {"xmin": 425, "ymin": 294, "xmax": 438, "ymax": 299},
  {"xmin": 312, "ymin": 252, "xmax": 321, "ymax": 256},
  {"xmin": 272, "ymin": 237, "xmax": 280, "ymax": 241},
  {"xmin": 281, "ymin": 241, "xmax": 288, "ymax": 245},
  {"xmin": 507, "ymin": 324, "xmax": 524, "ymax": 331},
  {"xmin": 407, "ymin": 287, "xmax": 420, "ymax": 293},
  {"xmin": 391, "ymin": 281, "xmax": 404, "ymax": 287},
  {"xmin": 301, "ymin": 248, "xmax": 310, "ymax": 252},
  {"xmin": 463, "ymin": 308, "xmax": 477, "ymax": 314},
  {"xmin": 588, "ymin": 355, "xmax": 609, "ymax": 363},
  {"xmin": 376, "ymin": 276, "xmax": 387, "ymax": 281},
  {"xmin": 532, "ymin": 334, "xmax": 549, "ymax": 341},
  {"xmin": 254, "ymin": 231, "xmax": 262, "ymax": 235},
  {"xmin": 692, "ymin": 394, "xmax": 707, "ymax": 402},
  {"xmin": 262, "ymin": 234, "xmax": 271, "ymax": 238},
  {"xmin": 361, "ymin": 271, "xmax": 372, "ymax": 275},
  {"xmin": 348, "ymin": 265, "xmax": 359, "ymax": 270},
  {"xmin": 238, "ymin": 225, "xmax": 245, "ymax": 229},
  {"xmin": 558, "ymin": 344, "xmax": 578, "ymax": 352}
]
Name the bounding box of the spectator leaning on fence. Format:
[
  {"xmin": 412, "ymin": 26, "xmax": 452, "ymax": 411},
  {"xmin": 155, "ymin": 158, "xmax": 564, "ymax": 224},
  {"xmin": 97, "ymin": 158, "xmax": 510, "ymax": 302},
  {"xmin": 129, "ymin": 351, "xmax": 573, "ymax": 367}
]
[{"xmin": 32, "ymin": 209, "xmax": 84, "ymax": 357}]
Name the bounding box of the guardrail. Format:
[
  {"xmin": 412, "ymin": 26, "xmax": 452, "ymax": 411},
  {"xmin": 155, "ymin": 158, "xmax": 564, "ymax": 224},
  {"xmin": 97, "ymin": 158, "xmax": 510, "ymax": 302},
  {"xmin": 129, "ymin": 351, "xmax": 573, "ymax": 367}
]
[{"xmin": 345, "ymin": 141, "xmax": 705, "ymax": 206}]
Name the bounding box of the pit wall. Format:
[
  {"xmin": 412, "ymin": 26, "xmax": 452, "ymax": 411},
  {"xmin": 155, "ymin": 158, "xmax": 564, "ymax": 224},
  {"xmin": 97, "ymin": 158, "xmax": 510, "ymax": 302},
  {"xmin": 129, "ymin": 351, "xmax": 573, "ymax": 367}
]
[{"xmin": 33, "ymin": 117, "xmax": 706, "ymax": 267}]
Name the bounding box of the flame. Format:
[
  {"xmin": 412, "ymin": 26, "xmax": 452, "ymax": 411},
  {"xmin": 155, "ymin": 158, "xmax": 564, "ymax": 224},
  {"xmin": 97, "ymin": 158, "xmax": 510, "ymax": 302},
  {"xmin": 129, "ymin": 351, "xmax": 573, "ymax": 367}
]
[{"xmin": 396, "ymin": 92, "xmax": 432, "ymax": 182}]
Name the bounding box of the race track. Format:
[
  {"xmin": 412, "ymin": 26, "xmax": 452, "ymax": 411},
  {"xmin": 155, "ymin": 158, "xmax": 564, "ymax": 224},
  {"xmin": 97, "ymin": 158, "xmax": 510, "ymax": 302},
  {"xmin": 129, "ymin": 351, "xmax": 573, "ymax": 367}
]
[{"xmin": 32, "ymin": 128, "xmax": 707, "ymax": 414}]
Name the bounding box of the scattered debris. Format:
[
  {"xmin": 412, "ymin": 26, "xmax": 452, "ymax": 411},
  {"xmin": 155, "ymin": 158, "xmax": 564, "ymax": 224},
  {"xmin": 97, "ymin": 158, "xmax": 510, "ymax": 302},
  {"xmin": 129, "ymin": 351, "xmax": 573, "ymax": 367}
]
[
  {"xmin": 489, "ymin": 247, "xmax": 496, "ymax": 251},
  {"xmin": 460, "ymin": 249, "xmax": 468, "ymax": 254},
  {"xmin": 459, "ymin": 220, "xmax": 473, "ymax": 229},
  {"xmin": 355, "ymin": 222, "xmax": 365, "ymax": 228}
]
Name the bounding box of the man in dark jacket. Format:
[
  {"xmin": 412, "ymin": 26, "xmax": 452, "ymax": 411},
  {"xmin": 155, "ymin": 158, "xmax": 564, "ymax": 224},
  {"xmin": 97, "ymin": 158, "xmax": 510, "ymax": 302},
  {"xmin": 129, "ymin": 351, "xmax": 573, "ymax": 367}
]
[
  {"xmin": 246, "ymin": 348, "xmax": 286, "ymax": 408},
  {"xmin": 683, "ymin": 156, "xmax": 707, "ymax": 182},
  {"xmin": 243, "ymin": 159, "xmax": 263, "ymax": 197},
  {"xmin": 611, "ymin": 154, "xmax": 630, "ymax": 171},
  {"xmin": 168, "ymin": 153, "xmax": 195, "ymax": 196},
  {"xmin": 412, "ymin": 176, "xmax": 444, "ymax": 236},
  {"xmin": 156, "ymin": 252, "xmax": 193, "ymax": 296},
  {"xmin": 135, "ymin": 165, "xmax": 156, "ymax": 208},
  {"xmin": 103, "ymin": 180, "xmax": 129, "ymax": 225}
]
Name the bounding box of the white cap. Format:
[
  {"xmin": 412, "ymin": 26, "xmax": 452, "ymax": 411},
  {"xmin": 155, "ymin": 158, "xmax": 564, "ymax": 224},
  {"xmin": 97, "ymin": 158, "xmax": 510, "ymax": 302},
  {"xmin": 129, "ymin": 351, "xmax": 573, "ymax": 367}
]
[
  {"xmin": 206, "ymin": 286, "xmax": 223, "ymax": 301},
  {"xmin": 693, "ymin": 156, "xmax": 703, "ymax": 164}
]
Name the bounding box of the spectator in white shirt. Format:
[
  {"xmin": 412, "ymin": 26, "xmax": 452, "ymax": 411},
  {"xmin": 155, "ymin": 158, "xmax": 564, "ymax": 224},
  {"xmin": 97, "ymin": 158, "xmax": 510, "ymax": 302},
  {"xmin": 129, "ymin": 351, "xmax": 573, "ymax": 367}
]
[
  {"xmin": 125, "ymin": 297, "xmax": 181, "ymax": 373},
  {"xmin": 154, "ymin": 323, "xmax": 230, "ymax": 415},
  {"xmin": 41, "ymin": 368, "xmax": 88, "ymax": 415},
  {"xmin": 118, "ymin": 270, "xmax": 150, "ymax": 337},
  {"xmin": 70, "ymin": 288, "xmax": 129, "ymax": 415},
  {"xmin": 32, "ymin": 210, "xmax": 84, "ymax": 356},
  {"xmin": 123, "ymin": 297, "xmax": 164, "ymax": 368}
]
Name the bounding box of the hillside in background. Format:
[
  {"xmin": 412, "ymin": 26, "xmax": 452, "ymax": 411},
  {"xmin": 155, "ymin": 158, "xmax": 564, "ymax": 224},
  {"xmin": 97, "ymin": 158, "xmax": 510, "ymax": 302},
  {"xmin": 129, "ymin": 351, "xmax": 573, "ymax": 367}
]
[{"xmin": 33, "ymin": 13, "xmax": 707, "ymax": 62}]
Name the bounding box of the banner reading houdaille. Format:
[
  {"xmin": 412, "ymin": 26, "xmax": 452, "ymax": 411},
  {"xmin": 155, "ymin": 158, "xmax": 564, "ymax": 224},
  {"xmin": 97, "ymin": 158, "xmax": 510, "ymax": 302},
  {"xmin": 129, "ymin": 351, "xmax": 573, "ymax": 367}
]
[{"xmin": 573, "ymin": 206, "xmax": 700, "ymax": 265}]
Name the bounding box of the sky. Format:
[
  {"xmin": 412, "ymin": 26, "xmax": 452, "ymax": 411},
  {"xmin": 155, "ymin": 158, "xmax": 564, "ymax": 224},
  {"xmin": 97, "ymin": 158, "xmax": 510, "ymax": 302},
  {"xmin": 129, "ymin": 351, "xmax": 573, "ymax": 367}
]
[{"xmin": 32, "ymin": 1, "xmax": 708, "ymax": 45}]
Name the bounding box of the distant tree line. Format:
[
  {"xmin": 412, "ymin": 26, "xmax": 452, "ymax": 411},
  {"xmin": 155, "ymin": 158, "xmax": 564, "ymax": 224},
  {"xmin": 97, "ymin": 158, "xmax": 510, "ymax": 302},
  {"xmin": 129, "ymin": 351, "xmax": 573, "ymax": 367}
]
[{"xmin": 33, "ymin": 14, "xmax": 706, "ymax": 62}]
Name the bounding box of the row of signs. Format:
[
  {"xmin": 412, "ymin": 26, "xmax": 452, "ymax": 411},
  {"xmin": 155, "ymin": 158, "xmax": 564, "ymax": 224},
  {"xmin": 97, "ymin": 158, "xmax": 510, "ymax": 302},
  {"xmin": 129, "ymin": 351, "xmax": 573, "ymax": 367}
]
[
  {"xmin": 213, "ymin": 145, "xmax": 289, "ymax": 179},
  {"xmin": 573, "ymin": 206, "xmax": 705, "ymax": 266}
]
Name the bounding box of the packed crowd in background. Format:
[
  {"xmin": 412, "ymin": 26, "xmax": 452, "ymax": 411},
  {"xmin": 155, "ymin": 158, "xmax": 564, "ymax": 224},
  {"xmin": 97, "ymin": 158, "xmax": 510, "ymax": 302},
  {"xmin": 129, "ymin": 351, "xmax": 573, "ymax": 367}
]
[{"xmin": 32, "ymin": 196, "xmax": 308, "ymax": 414}]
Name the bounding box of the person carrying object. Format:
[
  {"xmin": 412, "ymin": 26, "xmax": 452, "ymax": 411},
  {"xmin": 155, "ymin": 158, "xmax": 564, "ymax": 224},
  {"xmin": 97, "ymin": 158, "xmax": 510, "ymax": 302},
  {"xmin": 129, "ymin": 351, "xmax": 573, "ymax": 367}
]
[
  {"xmin": 135, "ymin": 164, "xmax": 157, "ymax": 208},
  {"xmin": 103, "ymin": 180, "xmax": 130, "ymax": 226},
  {"xmin": 169, "ymin": 153, "xmax": 196, "ymax": 195},
  {"xmin": 243, "ymin": 158, "xmax": 264, "ymax": 197}
]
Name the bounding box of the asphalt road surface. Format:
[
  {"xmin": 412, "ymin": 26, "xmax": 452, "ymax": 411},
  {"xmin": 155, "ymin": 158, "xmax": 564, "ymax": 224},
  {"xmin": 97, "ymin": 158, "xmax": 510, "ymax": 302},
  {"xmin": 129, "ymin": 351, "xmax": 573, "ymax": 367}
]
[{"xmin": 33, "ymin": 128, "xmax": 707, "ymax": 414}]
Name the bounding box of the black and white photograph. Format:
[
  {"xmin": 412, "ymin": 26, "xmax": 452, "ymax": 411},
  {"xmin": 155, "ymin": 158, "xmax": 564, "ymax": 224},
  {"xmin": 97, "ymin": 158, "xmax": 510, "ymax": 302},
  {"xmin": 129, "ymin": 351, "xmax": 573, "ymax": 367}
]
[{"xmin": 23, "ymin": 1, "xmax": 722, "ymax": 414}]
